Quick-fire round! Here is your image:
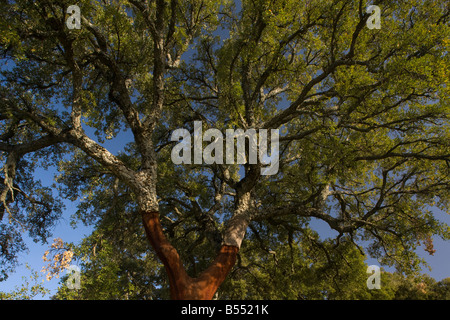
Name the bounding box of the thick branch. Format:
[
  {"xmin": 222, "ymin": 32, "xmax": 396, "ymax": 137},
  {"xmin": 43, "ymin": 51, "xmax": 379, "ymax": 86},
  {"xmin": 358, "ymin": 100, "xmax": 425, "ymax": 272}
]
[
  {"xmin": 223, "ymin": 191, "xmax": 253, "ymax": 248},
  {"xmin": 65, "ymin": 129, "xmax": 139, "ymax": 190}
]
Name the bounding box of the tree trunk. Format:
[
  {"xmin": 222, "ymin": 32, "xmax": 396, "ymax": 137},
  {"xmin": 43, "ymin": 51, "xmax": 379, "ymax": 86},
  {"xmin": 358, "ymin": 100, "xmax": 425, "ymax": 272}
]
[{"xmin": 141, "ymin": 211, "xmax": 238, "ymax": 300}]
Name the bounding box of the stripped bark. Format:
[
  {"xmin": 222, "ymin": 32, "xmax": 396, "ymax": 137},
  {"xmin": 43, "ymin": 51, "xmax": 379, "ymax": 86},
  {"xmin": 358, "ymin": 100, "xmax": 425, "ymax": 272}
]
[{"xmin": 142, "ymin": 211, "xmax": 238, "ymax": 300}]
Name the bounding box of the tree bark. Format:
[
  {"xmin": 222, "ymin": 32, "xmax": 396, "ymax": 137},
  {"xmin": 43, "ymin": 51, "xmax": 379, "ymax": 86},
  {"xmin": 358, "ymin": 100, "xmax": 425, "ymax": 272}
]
[{"xmin": 141, "ymin": 211, "xmax": 238, "ymax": 300}]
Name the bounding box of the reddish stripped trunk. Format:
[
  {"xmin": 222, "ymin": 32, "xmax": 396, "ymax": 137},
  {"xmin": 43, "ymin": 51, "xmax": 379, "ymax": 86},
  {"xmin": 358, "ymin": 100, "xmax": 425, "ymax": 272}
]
[{"xmin": 141, "ymin": 211, "xmax": 238, "ymax": 300}]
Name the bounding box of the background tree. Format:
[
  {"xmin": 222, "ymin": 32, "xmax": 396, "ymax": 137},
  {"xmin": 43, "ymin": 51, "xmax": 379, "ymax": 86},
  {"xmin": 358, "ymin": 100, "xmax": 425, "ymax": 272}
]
[
  {"xmin": 0, "ymin": 264, "xmax": 49, "ymax": 300},
  {"xmin": 1, "ymin": 0, "xmax": 449, "ymax": 299}
]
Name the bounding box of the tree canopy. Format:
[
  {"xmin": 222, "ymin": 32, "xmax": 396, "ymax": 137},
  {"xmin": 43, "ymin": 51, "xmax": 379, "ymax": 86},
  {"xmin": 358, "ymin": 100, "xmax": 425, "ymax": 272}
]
[{"xmin": 0, "ymin": 0, "xmax": 449, "ymax": 299}]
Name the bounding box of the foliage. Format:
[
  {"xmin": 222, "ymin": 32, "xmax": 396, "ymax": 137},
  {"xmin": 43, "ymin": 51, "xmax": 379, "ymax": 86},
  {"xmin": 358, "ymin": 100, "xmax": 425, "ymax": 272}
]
[{"xmin": 0, "ymin": 0, "xmax": 449, "ymax": 299}]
